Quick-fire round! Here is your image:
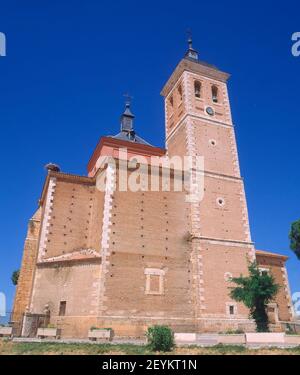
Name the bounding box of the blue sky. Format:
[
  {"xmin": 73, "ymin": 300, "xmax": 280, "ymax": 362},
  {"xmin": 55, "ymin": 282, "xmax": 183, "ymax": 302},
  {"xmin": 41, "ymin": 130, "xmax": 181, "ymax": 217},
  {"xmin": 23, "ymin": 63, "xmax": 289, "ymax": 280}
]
[{"xmin": 0, "ymin": 0, "xmax": 299, "ymax": 312}]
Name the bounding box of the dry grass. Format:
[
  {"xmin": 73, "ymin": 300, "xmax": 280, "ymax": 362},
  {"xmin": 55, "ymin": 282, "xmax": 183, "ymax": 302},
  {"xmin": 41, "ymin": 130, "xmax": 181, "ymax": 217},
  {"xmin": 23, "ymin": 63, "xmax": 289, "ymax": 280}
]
[
  {"xmin": 1, "ymin": 340, "xmax": 300, "ymax": 355},
  {"xmin": 175, "ymin": 345, "xmax": 300, "ymax": 355}
]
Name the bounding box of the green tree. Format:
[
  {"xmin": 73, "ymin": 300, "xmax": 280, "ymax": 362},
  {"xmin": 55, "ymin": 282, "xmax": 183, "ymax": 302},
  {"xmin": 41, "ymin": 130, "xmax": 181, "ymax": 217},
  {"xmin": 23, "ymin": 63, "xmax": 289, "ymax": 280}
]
[
  {"xmin": 229, "ymin": 261, "xmax": 280, "ymax": 332},
  {"xmin": 289, "ymin": 219, "xmax": 300, "ymax": 260},
  {"xmin": 11, "ymin": 270, "xmax": 20, "ymax": 286}
]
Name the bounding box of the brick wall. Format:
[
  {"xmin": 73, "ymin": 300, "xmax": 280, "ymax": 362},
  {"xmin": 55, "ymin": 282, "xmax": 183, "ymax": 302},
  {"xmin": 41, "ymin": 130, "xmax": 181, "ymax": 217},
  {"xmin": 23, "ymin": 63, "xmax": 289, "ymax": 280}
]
[
  {"xmin": 101, "ymin": 176, "xmax": 193, "ymax": 320},
  {"xmin": 22, "ymin": 174, "xmax": 106, "ymax": 337},
  {"xmin": 256, "ymin": 253, "xmax": 293, "ymax": 322},
  {"xmin": 164, "ymin": 64, "xmax": 256, "ymax": 329},
  {"xmin": 40, "ymin": 176, "xmax": 104, "ymax": 260},
  {"xmin": 30, "ymin": 261, "xmax": 102, "ymax": 337}
]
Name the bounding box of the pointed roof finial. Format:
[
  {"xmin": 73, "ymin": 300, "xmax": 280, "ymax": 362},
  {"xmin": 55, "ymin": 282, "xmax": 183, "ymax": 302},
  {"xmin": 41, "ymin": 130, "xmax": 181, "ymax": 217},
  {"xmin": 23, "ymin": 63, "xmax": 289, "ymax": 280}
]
[
  {"xmin": 187, "ymin": 29, "xmax": 193, "ymax": 48},
  {"xmin": 120, "ymin": 93, "xmax": 135, "ymax": 132},
  {"xmin": 123, "ymin": 92, "xmax": 133, "ymax": 108},
  {"xmin": 111, "ymin": 95, "xmax": 153, "ymax": 146},
  {"xmin": 185, "ymin": 29, "xmax": 198, "ymax": 61}
]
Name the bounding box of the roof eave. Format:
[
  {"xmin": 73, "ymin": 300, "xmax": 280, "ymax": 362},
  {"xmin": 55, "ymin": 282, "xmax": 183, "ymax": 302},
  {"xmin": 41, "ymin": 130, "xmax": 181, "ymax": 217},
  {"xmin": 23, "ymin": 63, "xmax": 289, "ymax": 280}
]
[
  {"xmin": 161, "ymin": 58, "xmax": 230, "ymax": 97},
  {"xmin": 255, "ymin": 249, "xmax": 289, "ymax": 261}
]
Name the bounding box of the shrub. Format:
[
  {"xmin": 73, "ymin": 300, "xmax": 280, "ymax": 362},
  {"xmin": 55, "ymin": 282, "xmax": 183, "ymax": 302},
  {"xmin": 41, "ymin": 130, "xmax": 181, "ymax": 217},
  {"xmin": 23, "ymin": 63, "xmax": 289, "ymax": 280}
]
[
  {"xmin": 221, "ymin": 329, "xmax": 244, "ymax": 335},
  {"xmin": 233, "ymin": 329, "xmax": 244, "ymax": 334},
  {"xmin": 146, "ymin": 325, "xmax": 174, "ymax": 352}
]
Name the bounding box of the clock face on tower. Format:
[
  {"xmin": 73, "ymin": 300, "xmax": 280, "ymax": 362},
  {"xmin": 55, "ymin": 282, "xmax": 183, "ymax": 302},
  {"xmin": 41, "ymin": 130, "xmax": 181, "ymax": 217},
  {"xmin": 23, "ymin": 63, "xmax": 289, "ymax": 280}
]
[{"xmin": 206, "ymin": 106, "xmax": 215, "ymax": 116}]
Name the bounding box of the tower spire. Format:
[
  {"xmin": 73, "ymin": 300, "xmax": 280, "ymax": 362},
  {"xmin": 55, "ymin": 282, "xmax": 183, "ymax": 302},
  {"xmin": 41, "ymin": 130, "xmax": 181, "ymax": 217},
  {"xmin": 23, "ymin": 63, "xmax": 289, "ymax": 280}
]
[
  {"xmin": 185, "ymin": 30, "xmax": 199, "ymax": 61},
  {"xmin": 120, "ymin": 93, "xmax": 135, "ymax": 133},
  {"xmin": 110, "ymin": 95, "xmax": 152, "ymax": 145}
]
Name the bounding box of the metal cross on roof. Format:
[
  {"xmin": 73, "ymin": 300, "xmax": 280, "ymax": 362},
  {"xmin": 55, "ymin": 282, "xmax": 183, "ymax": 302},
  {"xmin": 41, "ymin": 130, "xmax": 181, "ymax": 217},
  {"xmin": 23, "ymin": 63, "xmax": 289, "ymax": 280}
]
[
  {"xmin": 185, "ymin": 29, "xmax": 199, "ymax": 61},
  {"xmin": 123, "ymin": 92, "xmax": 133, "ymax": 107},
  {"xmin": 186, "ymin": 28, "xmax": 193, "ymax": 48}
]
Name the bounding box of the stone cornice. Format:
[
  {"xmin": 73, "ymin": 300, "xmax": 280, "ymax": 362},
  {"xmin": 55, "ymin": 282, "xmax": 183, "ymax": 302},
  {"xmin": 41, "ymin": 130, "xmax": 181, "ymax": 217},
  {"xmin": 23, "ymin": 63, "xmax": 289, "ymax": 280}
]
[
  {"xmin": 194, "ymin": 236, "xmax": 254, "ymax": 247},
  {"xmin": 256, "ymin": 249, "xmax": 288, "ymax": 261},
  {"xmin": 39, "ymin": 171, "xmax": 96, "ymax": 206},
  {"xmin": 37, "ymin": 249, "xmax": 101, "ymax": 266},
  {"xmin": 87, "ymin": 136, "xmax": 166, "ymax": 175},
  {"xmin": 161, "ymin": 58, "xmax": 230, "ymax": 97},
  {"xmin": 49, "ymin": 171, "xmax": 95, "ymax": 184},
  {"xmin": 36, "ymin": 257, "xmax": 102, "ymax": 267}
]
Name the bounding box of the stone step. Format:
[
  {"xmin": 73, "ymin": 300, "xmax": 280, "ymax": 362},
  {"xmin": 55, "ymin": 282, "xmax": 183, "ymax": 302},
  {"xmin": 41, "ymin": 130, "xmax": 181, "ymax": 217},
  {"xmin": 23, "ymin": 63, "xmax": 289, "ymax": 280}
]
[
  {"xmin": 196, "ymin": 341, "xmax": 218, "ymax": 345},
  {"xmin": 195, "ymin": 335, "xmax": 218, "ymax": 345},
  {"xmin": 195, "ymin": 334, "xmax": 219, "ymax": 345}
]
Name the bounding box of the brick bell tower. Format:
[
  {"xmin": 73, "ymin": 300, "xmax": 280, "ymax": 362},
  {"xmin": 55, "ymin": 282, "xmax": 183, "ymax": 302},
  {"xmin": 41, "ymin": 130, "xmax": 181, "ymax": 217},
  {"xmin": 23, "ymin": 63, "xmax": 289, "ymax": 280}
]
[{"xmin": 161, "ymin": 38, "xmax": 256, "ymax": 330}]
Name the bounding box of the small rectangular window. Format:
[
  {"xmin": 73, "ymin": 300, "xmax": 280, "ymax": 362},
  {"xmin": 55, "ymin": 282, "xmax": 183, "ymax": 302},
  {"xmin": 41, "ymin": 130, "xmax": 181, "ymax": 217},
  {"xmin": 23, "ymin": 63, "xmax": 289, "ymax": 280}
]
[
  {"xmin": 144, "ymin": 268, "xmax": 165, "ymax": 295},
  {"xmin": 229, "ymin": 305, "xmax": 234, "ymax": 315},
  {"xmin": 149, "ymin": 275, "xmax": 160, "ymax": 293},
  {"xmin": 59, "ymin": 301, "xmax": 66, "ymax": 316},
  {"xmin": 259, "ymin": 267, "xmax": 269, "ymax": 276}
]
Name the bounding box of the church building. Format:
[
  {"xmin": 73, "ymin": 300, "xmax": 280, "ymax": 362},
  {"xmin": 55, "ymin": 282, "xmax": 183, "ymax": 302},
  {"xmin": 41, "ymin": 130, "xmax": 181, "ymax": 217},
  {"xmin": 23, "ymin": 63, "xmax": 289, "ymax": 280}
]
[{"xmin": 12, "ymin": 40, "xmax": 294, "ymax": 338}]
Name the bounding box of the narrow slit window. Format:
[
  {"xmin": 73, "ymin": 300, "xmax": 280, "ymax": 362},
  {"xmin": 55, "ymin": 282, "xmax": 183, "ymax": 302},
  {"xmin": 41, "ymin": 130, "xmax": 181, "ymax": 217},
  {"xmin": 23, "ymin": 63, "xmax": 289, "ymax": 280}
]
[
  {"xmin": 212, "ymin": 85, "xmax": 218, "ymax": 103},
  {"xmin": 178, "ymin": 85, "xmax": 183, "ymax": 102},
  {"xmin": 194, "ymin": 81, "xmax": 201, "ymax": 98}
]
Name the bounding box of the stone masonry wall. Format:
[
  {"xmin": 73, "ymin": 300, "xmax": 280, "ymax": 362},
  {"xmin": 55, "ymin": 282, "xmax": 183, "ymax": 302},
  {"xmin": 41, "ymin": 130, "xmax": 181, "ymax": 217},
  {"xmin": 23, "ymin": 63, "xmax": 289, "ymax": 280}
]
[{"xmin": 12, "ymin": 208, "xmax": 42, "ymax": 327}]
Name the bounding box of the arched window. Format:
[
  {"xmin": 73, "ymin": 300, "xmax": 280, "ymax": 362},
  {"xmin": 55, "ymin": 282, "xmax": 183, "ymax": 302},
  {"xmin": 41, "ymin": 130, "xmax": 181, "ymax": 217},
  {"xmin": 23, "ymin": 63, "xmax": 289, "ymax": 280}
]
[
  {"xmin": 212, "ymin": 85, "xmax": 218, "ymax": 103},
  {"xmin": 178, "ymin": 85, "xmax": 183, "ymax": 101},
  {"xmin": 194, "ymin": 81, "xmax": 201, "ymax": 98},
  {"xmin": 169, "ymin": 95, "xmax": 173, "ymax": 108}
]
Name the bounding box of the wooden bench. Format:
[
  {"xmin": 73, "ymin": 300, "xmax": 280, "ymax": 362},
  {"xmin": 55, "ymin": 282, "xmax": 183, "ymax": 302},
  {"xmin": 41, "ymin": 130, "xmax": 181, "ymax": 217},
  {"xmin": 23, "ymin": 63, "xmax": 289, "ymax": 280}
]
[
  {"xmin": 246, "ymin": 332, "xmax": 285, "ymax": 344},
  {"xmin": 88, "ymin": 329, "xmax": 112, "ymax": 341},
  {"xmin": 0, "ymin": 326, "xmax": 13, "ymax": 338},
  {"xmin": 37, "ymin": 328, "xmax": 60, "ymax": 339}
]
